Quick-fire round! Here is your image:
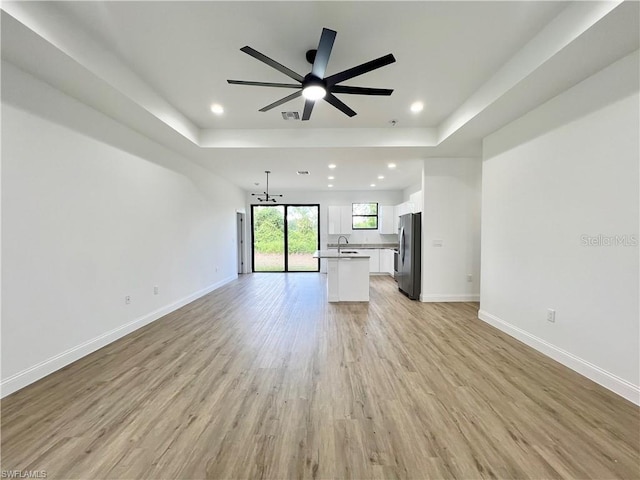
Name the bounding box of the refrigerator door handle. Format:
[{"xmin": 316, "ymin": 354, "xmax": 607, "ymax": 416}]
[{"xmin": 400, "ymin": 226, "xmax": 406, "ymax": 263}]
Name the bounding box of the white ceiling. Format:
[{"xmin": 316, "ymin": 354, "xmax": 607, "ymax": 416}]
[
  {"xmin": 52, "ymin": 1, "xmax": 567, "ymax": 129},
  {"xmin": 1, "ymin": 1, "xmax": 638, "ymax": 192}
]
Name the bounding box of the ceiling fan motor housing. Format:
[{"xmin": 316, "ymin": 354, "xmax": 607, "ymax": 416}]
[
  {"xmin": 303, "ymin": 73, "xmax": 325, "ymax": 89},
  {"xmin": 306, "ymin": 49, "xmax": 317, "ymax": 64}
]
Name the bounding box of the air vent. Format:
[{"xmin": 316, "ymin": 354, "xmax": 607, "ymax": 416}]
[
  {"xmin": 297, "ymin": 170, "xmax": 310, "ymax": 175},
  {"xmin": 281, "ymin": 111, "xmax": 300, "ymax": 120}
]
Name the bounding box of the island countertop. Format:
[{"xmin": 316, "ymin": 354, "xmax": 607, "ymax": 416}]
[
  {"xmin": 313, "ymin": 250, "xmax": 370, "ymax": 259},
  {"xmin": 326, "ymin": 242, "xmax": 398, "ymax": 249}
]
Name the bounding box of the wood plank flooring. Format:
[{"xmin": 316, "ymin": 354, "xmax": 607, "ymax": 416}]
[{"xmin": 1, "ymin": 274, "xmax": 638, "ymax": 479}]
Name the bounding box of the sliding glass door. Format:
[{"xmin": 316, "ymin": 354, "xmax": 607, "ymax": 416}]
[{"xmin": 251, "ymin": 204, "xmax": 319, "ymax": 272}]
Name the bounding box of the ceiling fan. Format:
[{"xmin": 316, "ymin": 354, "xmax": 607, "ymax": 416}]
[
  {"xmin": 227, "ymin": 27, "xmax": 396, "ymax": 121},
  {"xmin": 252, "ymin": 171, "xmax": 283, "ymax": 203}
]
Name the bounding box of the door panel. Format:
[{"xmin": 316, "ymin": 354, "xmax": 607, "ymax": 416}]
[
  {"xmin": 287, "ymin": 206, "xmax": 319, "ymax": 272},
  {"xmin": 252, "ymin": 205, "xmax": 285, "ymax": 272}
]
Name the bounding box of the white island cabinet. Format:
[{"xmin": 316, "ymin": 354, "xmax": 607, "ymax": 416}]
[{"xmin": 313, "ymin": 250, "xmax": 370, "ymax": 302}]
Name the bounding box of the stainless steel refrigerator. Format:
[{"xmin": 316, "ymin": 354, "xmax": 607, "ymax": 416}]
[{"xmin": 397, "ymin": 212, "xmax": 421, "ymax": 300}]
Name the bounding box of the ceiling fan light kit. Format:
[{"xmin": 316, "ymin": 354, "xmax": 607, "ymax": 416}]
[
  {"xmin": 227, "ymin": 27, "xmax": 396, "ymax": 121},
  {"xmin": 302, "ymin": 80, "xmax": 326, "ymax": 100}
]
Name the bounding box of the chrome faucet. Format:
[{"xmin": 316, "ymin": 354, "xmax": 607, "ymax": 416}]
[{"xmin": 337, "ymin": 235, "xmax": 349, "ymax": 254}]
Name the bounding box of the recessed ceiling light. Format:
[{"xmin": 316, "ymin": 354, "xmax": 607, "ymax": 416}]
[
  {"xmin": 378, "ymin": 175, "xmax": 384, "ymax": 180},
  {"xmin": 388, "ymin": 163, "xmax": 397, "ymax": 169},
  {"xmin": 328, "ymin": 164, "xmax": 337, "ymax": 169},
  {"xmin": 410, "ymin": 101, "xmax": 424, "ymax": 113},
  {"xmin": 370, "ymin": 183, "xmax": 376, "ymax": 187},
  {"xmin": 328, "ymin": 176, "xmax": 335, "ymax": 180},
  {"xmin": 211, "ymin": 103, "xmax": 224, "ymax": 115},
  {"xmin": 328, "ymin": 184, "xmax": 334, "ymax": 188}
]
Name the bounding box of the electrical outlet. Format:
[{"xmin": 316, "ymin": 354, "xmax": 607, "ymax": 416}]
[
  {"xmin": 467, "ymin": 274, "xmax": 473, "ymax": 283},
  {"xmin": 153, "ymin": 286, "xmax": 159, "ymax": 295},
  {"xmin": 125, "ymin": 295, "xmax": 131, "ymax": 305},
  {"xmin": 547, "ymin": 309, "xmax": 556, "ymax": 323}
]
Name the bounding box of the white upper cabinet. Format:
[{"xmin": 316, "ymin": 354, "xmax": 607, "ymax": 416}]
[
  {"xmin": 379, "ymin": 205, "xmax": 397, "ymax": 234},
  {"xmin": 395, "ymin": 202, "xmax": 411, "ymax": 229},
  {"xmin": 340, "ymin": 206, "xmax": 352, "ymax": 233},
  {"xmin": 409, "ymin": 191, "xmax": 423, "ymax": 213},
  {"xmin": 395, "ymin": 191, "xmax": 423, "ymax": 227},
  {"xmin": 328, "ymin": 205, "xmax": 353, "ymax": 235}
]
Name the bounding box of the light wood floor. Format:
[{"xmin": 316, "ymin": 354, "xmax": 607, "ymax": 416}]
[{"xmin": 2, "ymin": 274, "xmax": 638, "ymax": 479}]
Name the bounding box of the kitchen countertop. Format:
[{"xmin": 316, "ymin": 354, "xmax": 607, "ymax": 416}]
[
  {"xmin": 313, "ymin": 250, "xmax": 371, "ymax": 258},
  {"xmin": 326, "ymin": 243, "xmax": 398, "ymax": 249}
]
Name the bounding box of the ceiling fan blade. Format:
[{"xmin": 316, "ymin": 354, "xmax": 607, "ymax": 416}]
[
  {"xmin": 331, "ymin": 85, "xmax": 393, "ymax": 96},
  {"xmin": 324, "ymin": 93, "xmax": 357, "ymax": 117},
  {"xmin": 325, "ymin": 54, "xmax": 396, "ymax": 87},
  {"xmin": 311, "ymin": 28, "xmax": 337, "ymax": 79},
  {"xmin": 240, "ymin": 46, "xmax": 304, "ymax": 82},
  {"xmin": 258, "ymin": 90, "xmax": 302, "ymax": 112},
  {"xmin": 302, "ymin": 99, "xmax": 315, "ymax": 121},
  {"xmin": 227, "ymin": 80, "xmax": 301, "ymax": 88}
]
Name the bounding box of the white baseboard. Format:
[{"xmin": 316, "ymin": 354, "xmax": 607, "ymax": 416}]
[
  {"xmin": 478, "ymin": 309, "xmax": 640, "ymax": 405},
  {"xmin": 420, "ymin": 293, "xmax": 480, "ymax": 302},
  {"xmin": 1, "ymin": 275, "xmax": 237, "ymax": 398}
]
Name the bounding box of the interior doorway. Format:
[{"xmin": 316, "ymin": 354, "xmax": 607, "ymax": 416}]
[{"xmin": 251, "ymin": 204, "xmax": 320, "ymax": 272}]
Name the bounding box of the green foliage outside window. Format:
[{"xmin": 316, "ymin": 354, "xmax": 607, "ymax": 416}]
[
  {"xmin": 253, "ymin": 206, "xmax": 318, "ymax": 254},
  {"xmin": 287, "ymin": 207, "xmax": 318, "ymax": 253},
  {"xmin": 253, "ymin": 206, "xmax": 284, "ymax": 254},
  {"xmin": 352, "ymin": 203, "xmax": 378, "ymax": 230}
]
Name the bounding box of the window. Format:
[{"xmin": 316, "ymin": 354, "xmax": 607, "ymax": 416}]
[{"xmin": 352, "ymin": 203, "xmax": 378, "ymax": 230}]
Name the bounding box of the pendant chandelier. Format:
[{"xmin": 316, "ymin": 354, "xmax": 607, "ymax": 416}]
[{"xmin": 252, "ymin": 170, "xmax": 283, "ymax": 203}]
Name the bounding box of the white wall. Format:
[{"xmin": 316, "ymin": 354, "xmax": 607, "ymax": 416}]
[
  {"xmin": 480, "ymin": 51, "xmax": 639, "ymax": 403},
  {"xmin": 245, "ymin": 190, "xmax": 402, "ymax": 272},
  {"xmin": 420, "ymin": 158, "xmax": 482, "ymax": 302},
  {"xmin": 1, "ymin": 62, "xmax": 245, "ymax": 396}
]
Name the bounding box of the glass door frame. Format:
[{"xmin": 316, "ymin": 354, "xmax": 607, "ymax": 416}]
[{"xmin": 250, "ymin": 203, "xmax": 321, "ymax": 273}]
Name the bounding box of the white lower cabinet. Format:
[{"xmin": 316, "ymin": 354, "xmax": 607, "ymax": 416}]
[
  {"xmin": 366, "ymin": 249, "xmax": 380, "ymax": 273},
  {"xmin": 327, "ymin": 248, "xmax": 395, "ymax": 276},
  {"xmin": 350, "ymin": 249, "xmax": 382, "ymax": 274},
  {"xmin": 380, "ymin": 249, "xmax": 395, "ymax": 275}
]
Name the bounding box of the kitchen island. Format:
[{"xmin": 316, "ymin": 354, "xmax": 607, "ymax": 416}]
[{"xmin": 313, "ymin": 250, "xmax": 370, "ymax": 302}]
